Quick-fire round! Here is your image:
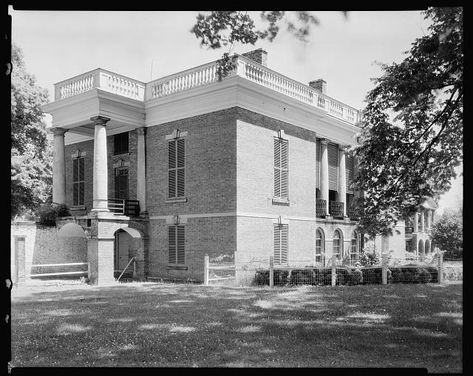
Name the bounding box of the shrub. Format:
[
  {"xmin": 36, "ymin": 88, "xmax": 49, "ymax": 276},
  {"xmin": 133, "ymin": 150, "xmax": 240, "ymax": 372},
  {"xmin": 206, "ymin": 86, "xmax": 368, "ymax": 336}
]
[
  {"xmin": 313, "ymin": 268, "xmax": 332, "ymax": 285},
  {"xmin": 349, "ymin": 269, "xmax": 363, "ymax": 285},
  {"xmin": 359, "ymin": 251, "xmax": 379, "ymax": 266},
  {"xmin": 289, "ymin": 269, "xmax": 315, "ymax": 285},
  {"xmin": 274, "ymin": 270, "xmax": 289, "ymax": 285},
  {"xmin": 335, "ymin": 268, "xmax": 350, "ymax": 285},
  {"xmin": 426, "ymin": 267, "xmax": 439, "ymax": 283},
  {"xmin": 253, "ymin": 270, "xmax": 269, "ymax": 286},
  {"xmin": 38, "ymin": 203, "xmax": 71, "ymax": 226},
  {"xmin": 416, "ymin": 268, "xmax": 432, "ymax": 283}
]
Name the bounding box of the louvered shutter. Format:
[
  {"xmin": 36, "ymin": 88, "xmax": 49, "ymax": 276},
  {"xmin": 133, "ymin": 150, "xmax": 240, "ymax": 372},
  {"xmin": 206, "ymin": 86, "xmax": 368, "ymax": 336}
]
[
  {"xmin": 73, "ymin": 183, "xmax": 78, "ymax": 206},
  {"xmin": 168, "ymin": 226, "xmax": 176, "ymax": 264},
  {"xmin": 79, "ymin": 182, "xmax": 84, "ymax": 205},
  {"xmin": 281, "ymin": 225, "xmax": 288, "ymax": 264},
  {"xmin": 73, "ymin": 158, "xmax": 78, "ymax": 182},
  {"xmin": 315, "ymin": 140, "xmax": 321, "ymax": 189},
  {"xmin": 274, "ymin": 225, "xmax": 281, "ymax": 264},
  {"xmin": 168, "ymin": 139, "xmax": 185, "ymax": 198},
  {"xmin": 177, "ymin": 139, "xmax": 185, "ymax": 168},
  {"xmin": 328, "ymin": 143, "xmax": 338, "ymax": 191},
  {"xmin": 177, "ymin": 226, "xmax": 185, "ymax": 264},
  {"xmin": 274, "ymin": 138, "xmax": 288, "ymax": 199},
  {"xmin": 168, "ymin": 140, "xmax": 176, "ymax": 169},
  {"xmin": 346, "ymin": 156, "xmax": 354, "ymax": 193},
  {"xmin": 274, "ymin": 225, "xmax": 288, "ymax": 265},
  {"xmin": 274, "ymin": 138, "xmax": 281, "ymax": 197}
]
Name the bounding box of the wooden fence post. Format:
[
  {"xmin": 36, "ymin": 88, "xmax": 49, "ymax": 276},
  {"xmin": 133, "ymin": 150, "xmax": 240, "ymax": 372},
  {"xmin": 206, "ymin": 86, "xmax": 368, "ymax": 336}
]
[
  {"xmin": 204, "ymin": 254, "xmax": 209, "ymax": 286},
  {"xmin": 437, "ymin": 250, "xmax": 444, "ymax": 284},
  {"xmin": 382, "ymin": 253, "xmax": 388, "ymax": 285},
  {"xmin": 269, "ymin": 256, "xmax": 274, "ymax": 288},
  {"xmin": 331, "ymin": 256, "xmax": 337, "ymax": 286}
]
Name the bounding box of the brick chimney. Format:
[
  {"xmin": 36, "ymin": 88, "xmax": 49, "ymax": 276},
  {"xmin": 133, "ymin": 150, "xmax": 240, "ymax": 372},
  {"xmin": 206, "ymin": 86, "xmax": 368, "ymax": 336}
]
[
  {"xmin": 309, "ymin": 79, "xmax": 327, "ymax": 94},
  {"xmin": 242, "ymin": 48, "xmax": 268, "ymax": 66}
]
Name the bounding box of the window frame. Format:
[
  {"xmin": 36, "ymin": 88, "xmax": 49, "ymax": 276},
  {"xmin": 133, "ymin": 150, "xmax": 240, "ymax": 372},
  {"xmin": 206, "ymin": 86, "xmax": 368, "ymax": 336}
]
[
  {"xmin": 113, "ymin": 132, "xmax": 129, "ymax": 155},
  {"xmin": 72, "ymin": 156, "xmax": 85, "ymax": 207},
  {"xmin": 333, "ymin": 229, "xmax": 343, "ymax": 260},
  {"xmin": 350, "ymin": 230, "xmax": 359, "ymax": 262},
  {"xmin": 315, "ymin": 228, "xmax": 325, "ymax": 265}
]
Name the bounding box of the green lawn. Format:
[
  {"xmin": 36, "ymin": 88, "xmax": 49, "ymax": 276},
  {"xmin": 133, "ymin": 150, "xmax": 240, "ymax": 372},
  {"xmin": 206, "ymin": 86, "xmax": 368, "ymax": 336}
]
[{"xmin": 11, "ymin": 281, "xmax": 462, "ymax": 371}]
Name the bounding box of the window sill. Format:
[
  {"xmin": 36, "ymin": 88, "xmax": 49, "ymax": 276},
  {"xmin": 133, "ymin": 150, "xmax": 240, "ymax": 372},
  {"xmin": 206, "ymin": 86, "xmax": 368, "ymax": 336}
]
[
  {"xmin": 272, "ymin": 197, "xmax": 290, "ymax": 206},
  {"xmin": 70, "ymin": 206, "xmax": 86, "ymax": 210},
  {"xmin": 166, "ymin": 197, "xmax": 188, "ymax": 204},
  {"xmin": 167, "ymin": 265, "xmax": 188, "ymax": 271},
  {"xmin": 113, "ymin": 152, "xmax": 130, "ymax": 157}
]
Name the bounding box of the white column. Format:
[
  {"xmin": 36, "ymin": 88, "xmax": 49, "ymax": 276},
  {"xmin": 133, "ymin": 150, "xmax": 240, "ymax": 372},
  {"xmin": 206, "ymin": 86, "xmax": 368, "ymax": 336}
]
[
  {"xmin": 338, "ymin": 145, "xmax": 347, "ymax": 217},
  {"xmin": 91, "ymin": 116, "xmax": 110, "ymax": 212},
  {"xmin": 136, "ymin": 127, "xmax": 147, "ymax": 215},
  {"xmin": 51, "ymin": 127, "xmax": 67, "ymax": 205},
  {"xmin": 320, "ymin": 139, "xmax": 329, "ymax": 214},
  {"xmin": 413, "ymin": 212, "xmax": 419, "ymax": 233}
]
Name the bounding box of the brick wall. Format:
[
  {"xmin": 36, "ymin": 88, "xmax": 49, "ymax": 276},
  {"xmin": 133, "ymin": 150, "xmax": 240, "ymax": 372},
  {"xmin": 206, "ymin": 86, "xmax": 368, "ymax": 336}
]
[
  {"xmin": 146, "ymin": 108, "xmax": 237, "ymax": 217},
  {"xmin": 147, "ymin": 216, "xmax": 236, "ymax": 282}
]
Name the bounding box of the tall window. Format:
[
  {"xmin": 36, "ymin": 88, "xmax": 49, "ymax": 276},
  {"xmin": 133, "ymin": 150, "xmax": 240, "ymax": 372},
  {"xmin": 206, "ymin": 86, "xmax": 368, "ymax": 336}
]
[
  {"xmin": 168, "ymin": 138, "xmax": 185, "ymax": 198},
  {"xmin": 350, "ymin": 231, "xmax": 359, "ymax": 262},
  {"xmin": 114, "ymin": 168, "xmax": 129, "ymax": 199},
  {"xmin": 114, "ymin": 132, "xmax": 129, "ymax": 155},
  {"xmin": 315, "ymin": 229, "xmax": 325, "ymax": 265},
  {"xmin": 168, "ymin": 225, "xmax": 185, "ymax": 265},
  {"xmin": 333, "ymin": 229, "xmax": 343, "ymax": 260},
  {"xmin": 274, "ymin": 137, "xmax": 288, "ymax": 199},
  {"xmin": 274, "ymin": 224, "xmax": 288, "ymax": 265},
  {"xmin": 72, "ymin": 157, "xmax": 84, "ymax": 206}
]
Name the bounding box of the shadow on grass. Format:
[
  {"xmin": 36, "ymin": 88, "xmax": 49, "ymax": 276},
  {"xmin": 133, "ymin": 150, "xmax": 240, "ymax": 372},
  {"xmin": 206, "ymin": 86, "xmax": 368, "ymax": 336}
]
[{"xmin": 11, "ymin": 282, "xmax": 462, "ymax": 371}]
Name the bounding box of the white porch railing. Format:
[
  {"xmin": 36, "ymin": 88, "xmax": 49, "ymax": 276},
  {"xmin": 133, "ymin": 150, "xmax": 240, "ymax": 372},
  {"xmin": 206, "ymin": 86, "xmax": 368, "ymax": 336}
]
[
  {"xmin": 54, "ymin": 68, "xmax": 146, "ymax": 101},
  {"xmin": 53, "ymin": 56, "xmax": 361, "ymax": 125}
]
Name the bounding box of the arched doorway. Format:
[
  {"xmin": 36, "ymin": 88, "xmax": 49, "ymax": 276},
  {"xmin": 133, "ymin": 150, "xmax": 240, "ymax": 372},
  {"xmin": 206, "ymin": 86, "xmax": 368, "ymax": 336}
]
[
  {"xmin": 55, "ymin": 223, "xmax": 88, "ymax": 264},
  {"xmin": 113, "ymin": 227, "xmax": 143, "ymax": 279}
]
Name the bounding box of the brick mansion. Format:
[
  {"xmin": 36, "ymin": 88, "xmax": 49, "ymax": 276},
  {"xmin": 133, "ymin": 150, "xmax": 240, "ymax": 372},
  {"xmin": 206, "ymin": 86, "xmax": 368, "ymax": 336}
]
[{"xmin": 36, "ymin": 49, "xmax": 436, "ymax": 285}]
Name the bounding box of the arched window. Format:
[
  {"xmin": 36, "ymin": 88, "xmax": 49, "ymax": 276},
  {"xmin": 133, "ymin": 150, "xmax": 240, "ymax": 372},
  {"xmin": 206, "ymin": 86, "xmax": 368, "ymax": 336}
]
[
  {"xmin": 425, "ymin": 239, "xmax": 431, "ymax": 254},
  {"xmin": 333, "ymin": 229, "xmax": 343, "ymax": 260},
  {"xmin": 350, "ymin": 230, "xmax": 359, "ymax": 263},
  {"xmin": 315, "ymin": 228, "xmax": 325, "ymax": 265},
  {"xmin": 418, "ymin": 239, "xmax": 425, "ymax": 256}
]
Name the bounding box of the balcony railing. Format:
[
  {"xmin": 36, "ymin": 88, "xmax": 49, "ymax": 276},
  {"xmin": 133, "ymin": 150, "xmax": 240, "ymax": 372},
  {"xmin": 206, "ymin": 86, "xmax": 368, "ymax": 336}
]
[
  {"xmin": 347, "ymin": 207, "xmax": 361, "ymax": 221},
  {"xmin": 54, "ymin": 68, "xmax": 146, "ymax": 101},
  {"xmin": 330, "ymin": 201, "xmax": 345, "ymax": 219},
  {"xmin": 316, "ymin": 199, "xmax": 327, "ymax": 217},
  {"xmin": 108, "ymin": 199, "xmax": 140, "ymax": 217},
  {"xmin": 53, "ymin": 56, "xmax": 361, "ymax": 126}
]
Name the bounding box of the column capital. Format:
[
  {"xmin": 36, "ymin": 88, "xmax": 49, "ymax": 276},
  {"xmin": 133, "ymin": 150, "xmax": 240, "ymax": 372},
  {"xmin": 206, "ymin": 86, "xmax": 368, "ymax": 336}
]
[
  {"xmin": 338, "ymin": 144, "xmax": 349, "ymax": 152},
  {"xmin": 136, "ymin": 126, "xmax": 147, "ymax": 135},
  {"xmin": 320, "ymin": 138, "xmax": 329, "ymax": 146},
  {"xmin": 50, "ymin": 127, "xmax": 67, "ymax": 136},
  {"xmin": 90, "ymin": 116, "xmax": 111, "ymax": 126}
]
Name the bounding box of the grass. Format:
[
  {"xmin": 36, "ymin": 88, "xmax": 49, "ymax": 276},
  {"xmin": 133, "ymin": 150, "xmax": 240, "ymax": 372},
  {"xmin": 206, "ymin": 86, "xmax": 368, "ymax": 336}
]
[{"xmin": 11, "ymin": 281, "xmax": 462, "ymax": 371}]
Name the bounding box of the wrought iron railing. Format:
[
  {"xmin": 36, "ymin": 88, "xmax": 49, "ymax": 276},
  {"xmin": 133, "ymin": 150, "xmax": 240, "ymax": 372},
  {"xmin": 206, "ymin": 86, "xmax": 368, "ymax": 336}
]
[
  {"xmin": 108, "ymin": 199, "xmax": 140, "ymax": 216},
  {"xmin": 330, "ymin": 201, "xmax": 345, "ymax": 218},
  {"xmin": 316, "ymin": 199, "xmax": 327, "ymax": 217}
]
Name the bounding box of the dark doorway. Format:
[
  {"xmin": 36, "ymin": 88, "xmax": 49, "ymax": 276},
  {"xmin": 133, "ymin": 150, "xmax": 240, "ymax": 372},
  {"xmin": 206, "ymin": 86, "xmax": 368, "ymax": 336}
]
[{"xmin": 114, "ymin": 168, "xmax": 129, "ymax": 199}]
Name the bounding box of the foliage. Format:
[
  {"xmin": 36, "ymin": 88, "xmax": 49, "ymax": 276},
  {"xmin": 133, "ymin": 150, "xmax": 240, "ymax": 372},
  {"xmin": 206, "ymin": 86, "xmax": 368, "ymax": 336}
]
[
  {"xmin": 359, "ymin": 251, "xmax": 380, "ymax": 266},
  {"xmin": 38, "ymin": 203, "xmax": 71, "ymax": 226},
  {"xmin": 11, "ymin": 43, "xmax": 52, "ymax": 219},
  {"xmin": 191, "ymin": 11, "xmax": 322, "ymax": 78},
  {"xmin": 353, "ymin": 7, "xmax": 463, "ymax": 236},
  {"xmin": 431, "ymin": 208, "xmax": 462, "ymax": 259}
]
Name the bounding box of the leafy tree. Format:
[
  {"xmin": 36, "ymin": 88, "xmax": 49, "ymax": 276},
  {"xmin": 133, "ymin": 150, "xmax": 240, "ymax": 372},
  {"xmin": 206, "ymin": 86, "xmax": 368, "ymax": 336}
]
[
  {"xmin": 11, "ymin": 43, "xmax": 52, "ymax": 220},
  {"xmin": 352, "ymin": 7, "xmax": 463, "ymax": 237},
  {"xmin": 431, "ymin": 209, "xmax": 462, "ymax": 259},
  {"xmin": 191, "ymin": 11, "xmax": 324, "ymax": 79}
]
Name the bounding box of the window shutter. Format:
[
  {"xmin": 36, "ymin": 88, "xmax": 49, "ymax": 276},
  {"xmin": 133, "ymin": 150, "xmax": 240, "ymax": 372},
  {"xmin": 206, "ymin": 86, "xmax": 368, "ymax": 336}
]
[
  {"xmin": 274, "ymin": 225, "xmax": 281, "ymax": 264},
  {"xmin": 168, "ymin": 226, "xmax": 177, "ymax": 264},
  {"xmin": 73, "ymin": 159, "xmax": 78, "ymax": 182},
  {"xmin": 281, "ymin": 225, "xmax": 288, "ymax": 264},
  {"xmin": 168, "ymin": 170, "xmax": 176, "ymax": 198},
  {"xmin": 177, "ymin": 169, "xmax": 185, "ymax": 198},
  {"xmin": 328, "ymin": 144, "xmax": 338, "ymax": 191},
  {"xmin": 177, "ymin": 139, "xmax": 185, "ymax": 168},
  {"xmin": 346, "ymin": 156, "xmax": 354, "ymax": 193},
  {"xmin": 274, "ymin": 138, "xmax": 288, "ymax": 199},
  {"xmin": 274, "ymin": 224, "xmax": 288, "ymax": 265},
  {"xmin": 315, "ymin": 140, "xmax": 321, "ymax": 189},
  {"xmin": 177, "ymin": 226, "xmax": 185, "ymax": 264},
  {"xmin": 79, "ymin": 182, "xmax": 84, "ymax": 205},
  {"xmin": 168, "ymin": 141, "xmax": 176, "ymax": 169},
  {"xmin": 73, "ymin": 183, "xmax": 78, "ymax": 206}
]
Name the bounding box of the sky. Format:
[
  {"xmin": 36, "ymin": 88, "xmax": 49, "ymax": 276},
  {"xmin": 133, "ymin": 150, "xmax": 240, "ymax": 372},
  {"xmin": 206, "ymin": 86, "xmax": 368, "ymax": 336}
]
[{"xmin": 9, "ymin": 9, "xmax": 462, "ymax": 213}]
